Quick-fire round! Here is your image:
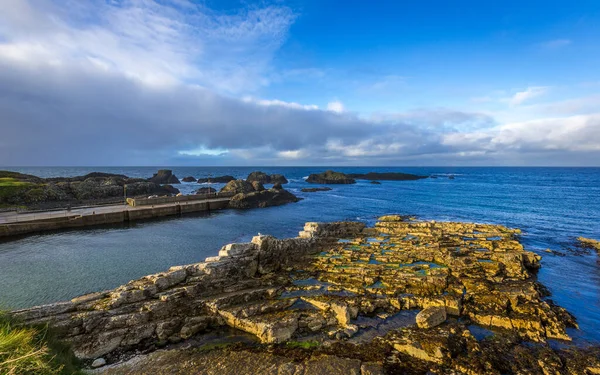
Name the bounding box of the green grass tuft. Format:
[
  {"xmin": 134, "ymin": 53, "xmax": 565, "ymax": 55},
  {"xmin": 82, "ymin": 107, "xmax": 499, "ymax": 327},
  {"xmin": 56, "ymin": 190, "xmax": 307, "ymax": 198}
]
[
  {"xmin": 0, "ymin": 178, "xmax": 33, "ymax": 187},
  {"xmin": 285, "ymin": 340, "xmax": 320, "ymax": 350},
  {"xmin": 0, "ymin": 311, "xmax": 82, "ymax": 375}
]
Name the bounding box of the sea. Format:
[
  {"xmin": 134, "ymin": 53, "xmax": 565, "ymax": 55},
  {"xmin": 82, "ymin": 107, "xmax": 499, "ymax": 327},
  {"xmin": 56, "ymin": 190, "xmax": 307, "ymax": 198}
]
[{"xmin": 0, "ymin": 167, "xmax": 598, "ymax": 345}]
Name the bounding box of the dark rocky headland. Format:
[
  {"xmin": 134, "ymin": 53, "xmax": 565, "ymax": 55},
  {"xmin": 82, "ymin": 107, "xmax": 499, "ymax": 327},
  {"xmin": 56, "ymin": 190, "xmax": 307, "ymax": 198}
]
[
  {"xmin": 0, "ymin": 170, "xmax": 180, "ymax": 209},
  {"xmin": 13, "ymin": 216, "xmax": 600, "ymax": 374},
  {"xmin": 306, "ymin": 170, "xmax": 427, "ymax": 184}
]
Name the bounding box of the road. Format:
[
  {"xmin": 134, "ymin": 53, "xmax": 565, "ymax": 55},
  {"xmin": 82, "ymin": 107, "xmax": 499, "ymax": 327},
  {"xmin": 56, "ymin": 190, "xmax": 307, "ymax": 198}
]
[{"xmin": 0, "ymin": 198, "xmax": 231, "ymax": 224}]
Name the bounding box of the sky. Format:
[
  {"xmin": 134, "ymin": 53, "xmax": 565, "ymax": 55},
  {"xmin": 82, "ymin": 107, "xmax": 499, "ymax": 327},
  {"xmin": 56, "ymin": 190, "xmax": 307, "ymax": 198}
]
[{"xmin": 0, "ymin": 0, "xmax": 599, "ymax": 166}]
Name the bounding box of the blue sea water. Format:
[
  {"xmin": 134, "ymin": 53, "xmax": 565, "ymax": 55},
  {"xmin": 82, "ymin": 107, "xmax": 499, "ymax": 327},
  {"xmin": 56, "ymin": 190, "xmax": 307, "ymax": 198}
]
[{"xmin": 0, "ymin": 167, "xmax": 598, "ymax": 345}]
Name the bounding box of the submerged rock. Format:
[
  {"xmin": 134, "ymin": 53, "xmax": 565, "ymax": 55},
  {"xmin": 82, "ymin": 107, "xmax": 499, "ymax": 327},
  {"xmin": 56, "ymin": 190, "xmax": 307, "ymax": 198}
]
[
  {"xmin": 301, "ymin": 187, "xmax": 333, "ymax": 192},
  {"xmin": 148, "ymin": 170, "xmax": 180, "ymax": 185},
  {"xmin": 306, "ymin": 170, "xmax": 355, "ymax": 184},
  {"xmin": 369, "ymin": 181, "xmax": 381, "ymax": 185}
]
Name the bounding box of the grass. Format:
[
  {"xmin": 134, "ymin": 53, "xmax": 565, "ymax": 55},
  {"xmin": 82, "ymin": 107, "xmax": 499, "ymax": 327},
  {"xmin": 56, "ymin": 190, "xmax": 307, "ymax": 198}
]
[
  {"xmin": 0, "ymin": 178, "xmax": 32, "ymax": 187},
  {"xmin": 285, "ymin": 340, "xmax": 320, "ymax": 350},
  {"xmin": 0, "ymin": 311, "xmax": 82, "ymax": 375}
]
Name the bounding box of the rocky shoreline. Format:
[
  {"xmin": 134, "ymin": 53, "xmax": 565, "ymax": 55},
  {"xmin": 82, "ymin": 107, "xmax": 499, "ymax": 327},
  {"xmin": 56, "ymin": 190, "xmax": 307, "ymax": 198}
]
[
  {"xmin": 0, "ymin": 169, "xmax": 301, "ymax": 212},
  {"xmin": 12, "ymin": 216, "xmax": 599, "ymax": 374}
]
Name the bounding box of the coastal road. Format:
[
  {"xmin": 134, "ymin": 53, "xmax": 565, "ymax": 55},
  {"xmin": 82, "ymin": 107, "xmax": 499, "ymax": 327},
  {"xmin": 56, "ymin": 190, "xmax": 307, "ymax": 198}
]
[{"xmin": 0, "ymin": 198, "xmax": 231, "ymax": 224}]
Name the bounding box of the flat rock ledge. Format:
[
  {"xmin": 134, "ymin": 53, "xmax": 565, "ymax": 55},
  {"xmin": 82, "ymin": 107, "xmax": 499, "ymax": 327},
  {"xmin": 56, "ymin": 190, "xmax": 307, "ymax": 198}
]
[{"xmin": 12, "ymin": 217, "xmax": 600, "ymax": 375}]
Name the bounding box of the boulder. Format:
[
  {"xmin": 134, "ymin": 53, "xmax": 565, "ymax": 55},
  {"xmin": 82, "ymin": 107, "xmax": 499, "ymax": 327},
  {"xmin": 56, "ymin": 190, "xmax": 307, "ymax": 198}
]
[
  {"xmin": 196, "ymin": 187, "xmax": 217, "ymax": 195},
  {"xmin": 306, "ymin": 170, "xmax": 355, "ymax": 184},
  {"xmin": 251, "ymin": 181, "xmax": 265, "ymax": 191},
  {"xmin": 301, "ymin": 187, "xmax": 332, "ymax": 193},
  {"xmin": 228, "ymin": 188, "xmax": 301, "ymax": 209},
  {"xmin": 270, "ymin": 174, "xmax": 288, "ymax": 184},
  {"xmin": 220, "ymin": 180, "xmax": 255, "ymax": 195},
  {"xmin": 272, "ymin": 183, "xmax": 283, "ymax": 190},
  {"xmin": 416, "ymin": 306, "xmax": 447, "ymax": 329},
  {"xmin": 246, "ymin": 171, "xmax": 289, "ymax": 185},
  {"xmin": 91, "ymin": 358, "xmax": 106, "ymax": 368},
  {"xmin": 246, "ymin": 171, "xmax": 270, "ymax": 184},
  {"xmin": 162, "ymin": 185, "xmax": 180, "ymax": 195},
  {"xmin": 197, "ymin": 175, "xmax": 236, "ymax": 183},
  {"xmin": 182, "ymin": 176, "xmax": 197, "ymax": 182},
  {"xmin": 148, "ymin": 170, "xmax": 180, "ymax": 184}
]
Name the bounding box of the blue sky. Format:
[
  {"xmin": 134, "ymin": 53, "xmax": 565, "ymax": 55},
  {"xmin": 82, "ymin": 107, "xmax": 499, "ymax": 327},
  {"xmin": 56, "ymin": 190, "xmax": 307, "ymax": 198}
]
[{"xmin": 0, "ymin": 0, "xmax": 599, "ymax": 166}]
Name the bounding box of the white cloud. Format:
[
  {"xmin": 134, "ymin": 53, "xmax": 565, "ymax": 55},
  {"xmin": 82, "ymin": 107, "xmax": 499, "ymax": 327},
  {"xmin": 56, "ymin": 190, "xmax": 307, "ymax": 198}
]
[
  {"xmin": 242, "ymin": 97, "xmax": 319, "ymax": 110},
  {"xmin": 327, "ymin": 100, "xmax": 344, "ymax": 113},
  {"xmin": 509, "ymin": 86, "xmax": 549, "ymax": 106},
  {"xmin": 442, "ymin": 114, "xmax": 600, "ymax": 152},
  {"xmin": 277, "ymin": 150, "xmax": 308, "ymax": 159},
  {"xmin": 0, "ymin": 0, "xmax": 295, "ymax": 92}
]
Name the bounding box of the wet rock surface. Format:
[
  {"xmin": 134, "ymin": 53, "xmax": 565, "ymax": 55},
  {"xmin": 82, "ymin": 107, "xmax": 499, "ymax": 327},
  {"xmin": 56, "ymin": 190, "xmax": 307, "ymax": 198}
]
[{"xmin": 14, "ymin": 217, "xmax": 600, "ymax": 374}]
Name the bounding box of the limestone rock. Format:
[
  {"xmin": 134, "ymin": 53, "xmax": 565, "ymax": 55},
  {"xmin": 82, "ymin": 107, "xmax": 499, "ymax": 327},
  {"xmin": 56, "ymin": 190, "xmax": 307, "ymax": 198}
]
[
  {"xmin": 91, "ymin": 357, "xmax": 106, "ymax": 368},
  {"xmin": 416, "ymin": 306, "xmax": 447, "ymax": 329}
]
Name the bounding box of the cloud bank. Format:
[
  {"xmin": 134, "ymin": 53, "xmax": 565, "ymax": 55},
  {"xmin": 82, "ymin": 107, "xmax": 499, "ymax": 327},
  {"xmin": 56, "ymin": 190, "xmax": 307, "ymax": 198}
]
[{"xmin": 0, "ymin": 0, "xmax": 599, "ymax": 166}]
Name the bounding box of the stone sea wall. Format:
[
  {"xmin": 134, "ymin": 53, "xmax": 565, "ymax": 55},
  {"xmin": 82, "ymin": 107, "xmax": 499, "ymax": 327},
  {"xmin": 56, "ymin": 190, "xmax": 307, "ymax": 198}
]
[
  {"xmin": 0, "ymin": 199, "xmax": 229, "ymax": 238},
  {"xmin": 11, "ymin": 221, "xmax": 365, "ymax": 359}
]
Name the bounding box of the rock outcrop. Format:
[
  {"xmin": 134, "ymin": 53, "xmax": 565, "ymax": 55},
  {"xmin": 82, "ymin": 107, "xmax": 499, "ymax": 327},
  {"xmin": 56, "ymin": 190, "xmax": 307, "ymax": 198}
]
[
  {"xmin": 149, "ymin": 170, "xmax": 180, "ymax": 185},
  {"xmin": 12, "ymin": 218, "xmax": 592, "ymax": 374},
  {"xmin": 246, "ymin": 171, "xmax": 288, "ymax": 185},
  {"xmin": 229, "ymin": 188, "xmax": 300, "ymax": 209},
  {"xmin": 301, "ymin": 187, "xmax": 333, "ymax": 192},
  {"xmin": 197, "ymin": 176, "xmax": 236, "ymax": 184},
  {"xmin": 578, "ymin": 237, "xmax": 600, "ymax": 253},
  {"xmin": 306, "ymin": 171, "xmax": 355, "ymax": 184},
  {"xmin": 0, "ymin": 170, "xmax": 180, "ymax": 208},
  {"xmin": 182, "ymin": 176, "xmax": 197, "ymax": 182},
  {"xmin": 220, "ymin": 180, "xmax": 255, "ymax": 195},
  {"xmin": 347, "ymin": 172, "xmax": 427, "ymax": 181}
]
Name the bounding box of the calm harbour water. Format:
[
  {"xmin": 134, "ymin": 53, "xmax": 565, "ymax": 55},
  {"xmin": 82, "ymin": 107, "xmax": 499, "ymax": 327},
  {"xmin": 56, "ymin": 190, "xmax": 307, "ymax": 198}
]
[{"xmin": 0, "ymin": 167, "xmax": 598, "ymax": 345}]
